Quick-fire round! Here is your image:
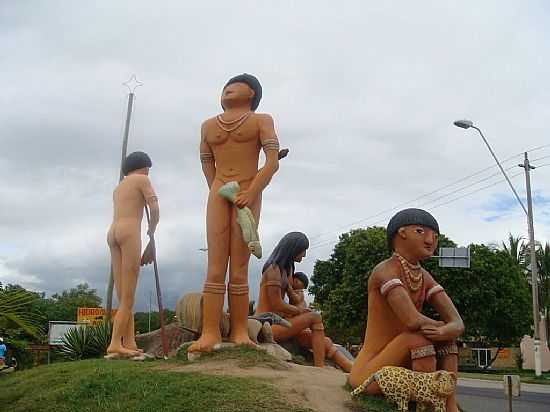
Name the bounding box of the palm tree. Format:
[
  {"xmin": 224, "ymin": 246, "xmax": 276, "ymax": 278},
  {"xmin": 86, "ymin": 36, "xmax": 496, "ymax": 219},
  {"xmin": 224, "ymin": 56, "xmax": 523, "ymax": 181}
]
[
  {"xmin": 0, "ymin": 287, "xmax": 44, "ymax": 339},
  {"xmin": 537, "ymin": 243, "xmax": 550, "ymax": 315},
  {"xmin": 502, "ymin": 233, "xmax": 527, "ymax": 268}
]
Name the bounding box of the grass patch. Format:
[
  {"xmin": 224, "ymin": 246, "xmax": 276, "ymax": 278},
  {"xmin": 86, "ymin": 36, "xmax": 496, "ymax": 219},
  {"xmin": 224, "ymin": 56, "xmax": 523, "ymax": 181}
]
[
  {"xmin": 344, "ymin": 383, "xmax": 398, "ymax": 412},
  {"xmin": 0, "ymin": 358, "xmax": 311, "ymax": 412},
  {"xmin": 349, "ymin": 393, "xmax": 398, "ymax": 411},
  {"xmin": 176, "ymin": 343, "xmax": 286, "ymax": 369}
]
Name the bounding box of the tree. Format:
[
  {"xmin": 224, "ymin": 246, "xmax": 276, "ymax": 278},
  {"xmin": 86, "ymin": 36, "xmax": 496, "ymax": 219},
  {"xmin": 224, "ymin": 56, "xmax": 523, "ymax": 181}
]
[
  {"xmin": 133, "ymin": 309, "xmax": 175, "ymax": 334},
  {"xmin": 501, "ymin": 233, "xmax": 526, "ymax": 268},
  {"xmin": 0, "ymin": 283, "xmax": 46, "ymax": 368},
  {"xmin": 34, "ymin": 283, "xmax": 102, "ymax": 326},
  {"xmin": 310, "ymin": 227, "xmax": 389, "ymax": 343},
  {"xmin": 537, "ymin": 242, "xmax": 550, "ymax": 317},
  {"xmin": 427, "ymin": 244, "xmax": 532, "ymax": 350},
  {"xmin": 0, "ymin": 284, "xmax": 44, "ymax": 339},
  {"xmin": 310, "ymin": 228, "xmax": 532, "ymax": 351}
]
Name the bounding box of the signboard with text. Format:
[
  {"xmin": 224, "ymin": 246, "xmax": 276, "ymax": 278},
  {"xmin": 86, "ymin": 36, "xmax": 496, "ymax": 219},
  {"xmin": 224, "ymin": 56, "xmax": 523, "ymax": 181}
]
[{"xmin": 77, "ymin": 307, "xmax": 117, "ymax": 325}]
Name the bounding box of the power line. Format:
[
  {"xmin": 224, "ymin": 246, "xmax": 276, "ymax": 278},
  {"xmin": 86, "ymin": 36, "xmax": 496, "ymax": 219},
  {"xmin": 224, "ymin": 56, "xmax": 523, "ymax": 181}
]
[
  {"xmin": 531, "ymin": 154, "xmax": 550, "ymax": 163},
  {"xmin": 309, "ymin": 163, "xmax": 518, "ymax": 247},
  {"xmin": 308, "ymin": 145, "xmax": 550, "ymax": 247},
  {"xmin": 309, "ymin": 171, "xmax": 525, "ymax": 252}
]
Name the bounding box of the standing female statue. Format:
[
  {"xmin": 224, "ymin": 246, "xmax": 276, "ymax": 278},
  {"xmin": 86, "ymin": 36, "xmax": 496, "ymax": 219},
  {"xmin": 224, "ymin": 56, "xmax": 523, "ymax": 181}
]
[{"xmin": 189, "ymin": 74, "xmax": 280, "ymax": 353}]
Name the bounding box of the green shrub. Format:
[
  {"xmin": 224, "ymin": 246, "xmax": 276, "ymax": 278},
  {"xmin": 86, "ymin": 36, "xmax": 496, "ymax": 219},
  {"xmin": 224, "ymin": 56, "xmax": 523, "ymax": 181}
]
[{"xmin": 58, "ymin": 321, "xmax": 112, "ymax": 360}]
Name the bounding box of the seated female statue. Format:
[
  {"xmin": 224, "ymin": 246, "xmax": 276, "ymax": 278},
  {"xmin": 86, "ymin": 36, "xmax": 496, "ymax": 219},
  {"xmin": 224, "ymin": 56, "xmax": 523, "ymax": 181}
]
[{"xmin": 255, "ymin": 232, "xmax": 353, "ymax": 372}]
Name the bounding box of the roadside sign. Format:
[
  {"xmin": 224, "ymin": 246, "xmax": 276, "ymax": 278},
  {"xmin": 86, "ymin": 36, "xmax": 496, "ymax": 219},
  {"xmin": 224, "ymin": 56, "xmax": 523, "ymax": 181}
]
[
  {"xmin": 48, "ymin": 321, "xmax": 86, "ymax": 346},
  {"xmin": 438, "ymin": 247, "xmax": 470, "ymax": 268},
  {"xmin": 77, "ymin": 307, "xmax": 117, "ymax": 325}
]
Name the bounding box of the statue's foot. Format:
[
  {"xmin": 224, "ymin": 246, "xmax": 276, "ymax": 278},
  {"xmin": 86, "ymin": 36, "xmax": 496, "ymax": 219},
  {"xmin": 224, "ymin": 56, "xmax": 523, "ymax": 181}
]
[
  {"xmin": 229, "ymin": 332, "xmax": 258, "ymax": 348},
  {"xmin": 106, "ymin": 345, "xmax": 141, "ymax": 358},
  {"xmin": 125, "ymin": 341, "xmax": 144, "ymax": 353},
  {"xmin": 187, "ymin": 335, "xmax": 222, "ymax": 353}
]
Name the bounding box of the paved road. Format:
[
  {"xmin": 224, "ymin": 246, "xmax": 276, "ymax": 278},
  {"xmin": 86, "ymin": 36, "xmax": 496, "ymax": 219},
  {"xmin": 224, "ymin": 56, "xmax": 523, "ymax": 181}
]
[{"xmin": 457, "ymin": 379, "xmax": 550, "ymax": 412}]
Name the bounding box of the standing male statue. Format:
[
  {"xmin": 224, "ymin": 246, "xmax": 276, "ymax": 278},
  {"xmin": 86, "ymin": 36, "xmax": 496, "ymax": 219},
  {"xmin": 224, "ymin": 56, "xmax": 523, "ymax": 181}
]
[
  {"xmin": 189, "ymin": 74, "xmax": 280, "ymax": 352},
  {"xmin": 106, "ymin": 151, "xmax": 159, "ymax": 357}
]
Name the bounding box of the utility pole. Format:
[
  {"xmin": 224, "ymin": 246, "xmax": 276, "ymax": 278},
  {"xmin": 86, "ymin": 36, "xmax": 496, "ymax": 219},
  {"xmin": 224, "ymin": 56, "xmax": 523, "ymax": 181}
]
[
  {"xmin": 148, "ymin": 291, "xmax": 152, "ymax": 333},
  {"xmin": 106, "ymin": 75, "xmax": 143, "ymax": 319},
  {"xmin": 519, "ymin": 152, "xmax": 542, "ymax": 377}
]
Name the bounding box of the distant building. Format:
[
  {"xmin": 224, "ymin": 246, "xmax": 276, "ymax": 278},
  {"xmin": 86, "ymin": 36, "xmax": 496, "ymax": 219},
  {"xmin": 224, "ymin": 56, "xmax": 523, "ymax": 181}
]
[{"xmin": 521, "ymin": 316, "xmax": 550, "ymax": 372}]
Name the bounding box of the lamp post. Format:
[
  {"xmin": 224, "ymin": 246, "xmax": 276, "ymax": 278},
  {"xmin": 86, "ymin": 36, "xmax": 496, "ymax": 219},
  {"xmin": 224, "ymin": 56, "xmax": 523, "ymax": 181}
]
[{"xmin": 454, "ymin": 119, "xmax": 541, "ymax": 376}]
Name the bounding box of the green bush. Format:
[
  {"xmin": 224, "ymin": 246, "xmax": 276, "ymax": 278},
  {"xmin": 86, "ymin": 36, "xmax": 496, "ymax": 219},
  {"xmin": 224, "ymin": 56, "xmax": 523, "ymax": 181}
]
[{"xmin": 58, "ymin": 321, "xmax": 112, "ymax": 360}]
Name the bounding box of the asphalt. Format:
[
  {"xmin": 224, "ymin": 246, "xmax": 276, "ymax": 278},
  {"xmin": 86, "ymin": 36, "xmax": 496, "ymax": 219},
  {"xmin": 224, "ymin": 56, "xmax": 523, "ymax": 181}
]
[{"xmin": 457, "ymin": 378, "xmax": 550, "ymax": 412}]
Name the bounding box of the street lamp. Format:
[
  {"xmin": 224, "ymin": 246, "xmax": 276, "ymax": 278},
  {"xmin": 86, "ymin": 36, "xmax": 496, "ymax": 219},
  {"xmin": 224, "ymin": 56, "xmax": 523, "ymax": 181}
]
[
  {"xmin": 453, "ymin": 120, "xmax": 527, "ymax": 215},
  {"xmin": 453, "ymin": 119, "xmax": 542, "ymax": 376}
]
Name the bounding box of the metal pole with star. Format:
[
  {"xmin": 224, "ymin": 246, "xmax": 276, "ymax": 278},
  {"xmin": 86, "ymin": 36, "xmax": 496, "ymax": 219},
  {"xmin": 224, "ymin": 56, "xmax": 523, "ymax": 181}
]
[{"xmin": 106, "ymin": 75, "xmax": 143, "ymax": 320}]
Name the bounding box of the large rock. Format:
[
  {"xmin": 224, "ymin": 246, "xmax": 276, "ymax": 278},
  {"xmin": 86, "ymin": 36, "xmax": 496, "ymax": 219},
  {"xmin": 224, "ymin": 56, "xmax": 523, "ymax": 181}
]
[
  {"xmin": 259, "ymin": 342, "xmax": 292, "ymax": 361},
  {"xmin": 135, "ymin": 322, "xmax": 196, "ymax": 357}
]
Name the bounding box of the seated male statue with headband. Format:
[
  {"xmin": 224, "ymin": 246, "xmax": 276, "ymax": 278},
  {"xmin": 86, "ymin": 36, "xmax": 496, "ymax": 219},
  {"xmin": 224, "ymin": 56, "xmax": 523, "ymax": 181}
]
[{"xmin": 349, "ymin": 209, "xmax": 464, "ymax": 412}]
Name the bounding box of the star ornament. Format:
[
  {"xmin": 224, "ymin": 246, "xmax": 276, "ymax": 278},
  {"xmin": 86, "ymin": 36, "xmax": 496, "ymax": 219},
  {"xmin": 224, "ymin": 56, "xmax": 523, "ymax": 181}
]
[{"xmin": 122, "ymin": 74, "xmax": 143, "ymax": 94}]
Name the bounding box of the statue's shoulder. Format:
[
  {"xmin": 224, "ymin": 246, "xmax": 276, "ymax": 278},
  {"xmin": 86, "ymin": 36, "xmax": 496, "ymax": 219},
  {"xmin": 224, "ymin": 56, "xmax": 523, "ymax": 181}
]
[
  {"xmin": 251, "ymin": 112, "xmax": 274, "ymax": 124},
  {"xmin": 202, "ymin": 116, "xmax": 218, "ymax": 128},
  {"xmin": 372, "ymin": 257, "xmax": 399, "ymax": 277}
]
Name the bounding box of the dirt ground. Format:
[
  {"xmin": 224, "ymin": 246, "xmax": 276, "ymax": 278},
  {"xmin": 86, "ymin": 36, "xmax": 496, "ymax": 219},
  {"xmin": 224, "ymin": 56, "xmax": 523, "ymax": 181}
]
[{"xmin": 158, "ymin": 359, "xmax": 354, "ymax": 412}]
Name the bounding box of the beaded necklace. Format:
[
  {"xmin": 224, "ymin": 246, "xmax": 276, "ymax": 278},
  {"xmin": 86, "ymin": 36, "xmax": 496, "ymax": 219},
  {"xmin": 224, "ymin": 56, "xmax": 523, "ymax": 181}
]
[
  {"xmin": 216, "ymin": 111, "xmax": 252, "ymax": 133},
  {"xmin": 394, "ymin": 252, "xmax": 423, "ymax": 292}
]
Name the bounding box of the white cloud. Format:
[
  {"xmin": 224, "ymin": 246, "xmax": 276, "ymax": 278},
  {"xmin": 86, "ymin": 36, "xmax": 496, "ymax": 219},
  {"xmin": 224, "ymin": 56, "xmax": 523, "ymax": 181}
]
[{"xmin": 1, "ymin": 0, "xmax": 550, "ymax": 310}]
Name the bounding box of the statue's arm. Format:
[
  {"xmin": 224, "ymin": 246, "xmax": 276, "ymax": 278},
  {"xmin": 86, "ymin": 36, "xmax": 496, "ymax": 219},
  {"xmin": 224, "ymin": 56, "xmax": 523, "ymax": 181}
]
[
  {"xmin": 375, "ymin": 265, "xmax": 442, "ymax": 331},
  {"xmin": 139, "ymin": 176, "xmax": 159, "ymax": 236},
  {"xmin": 421, "ymin": 274, "xmax": 464, "ymax": 341},
  {"xmin": 199, "ymin": 122, "xmax": 216, "ymax": 189},
  {"xmin": 286, "ymin": 278, "xmax": 305, "ymax": 306},
  {"xmin": 386, "ymin": 287, "xmax": 442, "ymax": 331},
  {"xmin": 264, "ymin": 267, "xmax": 301, "ymax": 317},
  {"xmin": 247, "ymin": 114, "xmax": 280, "ymax": 196}
]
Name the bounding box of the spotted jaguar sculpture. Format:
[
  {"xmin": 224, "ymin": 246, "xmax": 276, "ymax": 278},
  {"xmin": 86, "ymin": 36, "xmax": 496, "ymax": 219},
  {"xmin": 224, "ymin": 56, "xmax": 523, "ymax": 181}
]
[{"xmin": 351, "ymin": 366, "xmax": 457, "ymax": 412}]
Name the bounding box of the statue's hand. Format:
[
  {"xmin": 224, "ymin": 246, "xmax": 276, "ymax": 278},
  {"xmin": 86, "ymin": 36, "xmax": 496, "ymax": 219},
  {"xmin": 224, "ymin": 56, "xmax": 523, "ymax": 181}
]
[
  {"xmin": 235, "ymin": 189, "xmax": 257, "ymax": 208},
  {"xmin": 141, "ymin": 241, "xmax": 156, "ymax": 266},
  {"xmin": 420, "ymin": 324, "xmax": 450, "ymax": 341}
]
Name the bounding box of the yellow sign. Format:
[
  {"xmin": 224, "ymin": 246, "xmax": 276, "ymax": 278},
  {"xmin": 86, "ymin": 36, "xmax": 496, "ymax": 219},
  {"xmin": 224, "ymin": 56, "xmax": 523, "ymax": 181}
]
[{"xmin": 77, "ymin": 307, "xmax": 117, "ymax": 325}]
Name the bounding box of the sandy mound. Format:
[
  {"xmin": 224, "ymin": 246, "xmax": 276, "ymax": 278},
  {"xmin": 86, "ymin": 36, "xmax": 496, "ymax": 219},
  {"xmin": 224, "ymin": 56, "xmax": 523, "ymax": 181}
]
[{"xmin": 159, "ymin": 358, "xmax": 353, "ymax": 412}]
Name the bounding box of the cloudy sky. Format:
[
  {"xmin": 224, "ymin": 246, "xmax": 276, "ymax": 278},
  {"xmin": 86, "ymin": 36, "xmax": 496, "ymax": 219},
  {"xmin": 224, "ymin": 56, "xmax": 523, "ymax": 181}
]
[{"xmin": 1, "ymin": 1, "xmax": 550, "ymax": 311}]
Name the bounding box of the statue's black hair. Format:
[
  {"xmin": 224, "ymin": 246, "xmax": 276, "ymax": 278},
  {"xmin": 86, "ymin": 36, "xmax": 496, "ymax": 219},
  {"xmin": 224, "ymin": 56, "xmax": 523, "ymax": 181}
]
[
  {"xmin": 122, "ymin": 151, "xmax": 152, "ymax": 176},
  {"xmin": 223, "ymin": 73, "xmax": 262, "ymax": 111},
  {"xmin": 262, "ymin": 232, "xmax": 309, "ymax": 277},
  {"xmin": 293, "ymin": 271, "xmax": 309, "ymax": 290},
  {"xmin": 386, "ymin": 208, "xmax": 439, "ymax": 251}
]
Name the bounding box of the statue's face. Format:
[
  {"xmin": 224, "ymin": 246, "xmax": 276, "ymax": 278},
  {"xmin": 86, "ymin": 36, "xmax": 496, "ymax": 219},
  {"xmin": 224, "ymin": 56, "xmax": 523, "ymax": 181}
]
[
  {"xmin": 292, "ymin": 277, "xmax": 305, "ymax": 290},
  {"xmin": 293, "ymin": 249, "xmax": 307, "ymax": 262},
  {"xmin": 221, "ymin": 82, "xmax": 254, "ymax": 108},
  {"xmin": 399, "ymin": 225, "xmax": 438, "ymax": 259}
]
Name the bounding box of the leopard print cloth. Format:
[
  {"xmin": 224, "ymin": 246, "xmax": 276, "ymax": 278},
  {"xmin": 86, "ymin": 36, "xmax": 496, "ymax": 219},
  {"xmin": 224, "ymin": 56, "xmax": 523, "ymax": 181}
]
[{"xmin": 351, "ymin": 366, "xmax": 456, "ymax": 412}]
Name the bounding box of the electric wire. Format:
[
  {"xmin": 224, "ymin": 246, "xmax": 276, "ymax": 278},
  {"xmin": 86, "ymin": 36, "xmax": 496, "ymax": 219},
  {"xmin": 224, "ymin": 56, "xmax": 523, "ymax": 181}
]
[
  {"xmin": 309, "ymin": 172, "xmax": 525, "ymax": 252},
  {"xmin": 307, "ymin": 145, "xmax": 550, "ymax": 250}
]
